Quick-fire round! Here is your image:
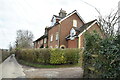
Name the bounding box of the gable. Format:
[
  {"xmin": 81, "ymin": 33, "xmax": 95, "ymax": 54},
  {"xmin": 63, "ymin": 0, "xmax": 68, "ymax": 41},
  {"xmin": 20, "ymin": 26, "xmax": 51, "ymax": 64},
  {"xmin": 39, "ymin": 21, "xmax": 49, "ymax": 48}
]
[
  {"xmin": 78, "ymin": 20, "xmax": 104, "ymax": 37},
  {"xmin": 59, "ymin": 10, "xmax": 85, "ymax": 24}
]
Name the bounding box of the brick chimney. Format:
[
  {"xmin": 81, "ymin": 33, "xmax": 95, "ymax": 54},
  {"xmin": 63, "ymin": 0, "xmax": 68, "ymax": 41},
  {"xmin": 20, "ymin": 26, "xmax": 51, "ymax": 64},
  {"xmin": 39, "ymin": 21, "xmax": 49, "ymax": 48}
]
[{"xmin": 59, "ymin": 9, "xmax": 67, "ymax": 18}]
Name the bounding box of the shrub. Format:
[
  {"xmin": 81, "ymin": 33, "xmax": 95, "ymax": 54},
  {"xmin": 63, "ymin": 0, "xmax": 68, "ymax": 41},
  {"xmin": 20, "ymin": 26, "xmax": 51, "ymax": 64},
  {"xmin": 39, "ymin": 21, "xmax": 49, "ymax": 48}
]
[
  {"xmin": 83, "ymin": 32, "xmax": 120, "ymax": 78},
  {"xmin": 34, "ymin": 49, "xmax": 50, "ymax": 64},
  {"xmin": 15, "ymin": 48, "xmax": 82, "ymax": 65},
  {"xmin": 64, "ymin": 49, "xmax": 80, "ymax": 64},
  {"xmin": 50, "ymin": 49, "xmax": 66, "ymax": 64}
]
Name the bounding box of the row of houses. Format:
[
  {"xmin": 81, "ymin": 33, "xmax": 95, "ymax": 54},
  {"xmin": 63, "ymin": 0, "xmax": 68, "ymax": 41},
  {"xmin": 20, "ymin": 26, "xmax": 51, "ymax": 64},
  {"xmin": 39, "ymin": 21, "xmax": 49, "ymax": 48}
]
[{"xmin": 33, "ymin": 9, "xmax": 105, "ymax": 49}]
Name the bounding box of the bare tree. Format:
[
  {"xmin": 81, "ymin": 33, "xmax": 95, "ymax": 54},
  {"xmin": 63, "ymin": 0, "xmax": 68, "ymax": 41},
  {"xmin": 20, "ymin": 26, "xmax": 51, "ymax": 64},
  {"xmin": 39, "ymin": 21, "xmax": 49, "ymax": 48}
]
[
  {"xmin": 97, "ymin": 9, "xmax": 120, "ymax": 37},
  {"xmin": 15, "ymin": 30, "xmax": 34, "ymax": 49}
]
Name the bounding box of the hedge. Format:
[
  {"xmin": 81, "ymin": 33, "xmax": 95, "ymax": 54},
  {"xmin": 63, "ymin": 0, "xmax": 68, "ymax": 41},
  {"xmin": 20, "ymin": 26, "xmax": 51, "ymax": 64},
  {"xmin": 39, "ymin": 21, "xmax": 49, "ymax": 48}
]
[
  {"xmin": 83, "ymin": 32, "xmax": 120, "ymax": 78},
  {"xmin": 15, "ymin": 48, "xmax": 82, "ymax": 65}
]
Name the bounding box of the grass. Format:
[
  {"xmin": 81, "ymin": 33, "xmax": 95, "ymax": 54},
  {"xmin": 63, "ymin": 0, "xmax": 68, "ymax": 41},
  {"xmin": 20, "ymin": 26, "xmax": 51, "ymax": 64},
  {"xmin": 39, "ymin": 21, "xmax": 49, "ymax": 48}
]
[{"xmin": 18, "ymin": 60, "xmax": 81, "ymax": 68}]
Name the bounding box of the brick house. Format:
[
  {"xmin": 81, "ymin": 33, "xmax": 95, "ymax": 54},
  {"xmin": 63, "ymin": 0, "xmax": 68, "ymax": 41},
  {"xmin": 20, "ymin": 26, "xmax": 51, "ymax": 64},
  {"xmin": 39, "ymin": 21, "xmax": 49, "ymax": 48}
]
[
  {"xmin": 66, "ymin": 19, "xmax": 105, "ymax": 48},
  {"xmin": 33, "ymin": 9, "xmax": 104, "ymax": 48}
]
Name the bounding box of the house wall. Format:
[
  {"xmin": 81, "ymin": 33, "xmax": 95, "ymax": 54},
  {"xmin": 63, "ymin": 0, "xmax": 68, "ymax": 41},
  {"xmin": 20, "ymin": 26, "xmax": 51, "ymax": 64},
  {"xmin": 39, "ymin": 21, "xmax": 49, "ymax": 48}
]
[
  {"xmin": 48, "ymin": 13, "xmax": 84, "ymax": 48},
  {"xmin": 59, "ymin": 13, "xmax": 84, "ymax": 48},
  {"xmin": 68, "ymin": 38, "xmax": 78, "ymax": 48},
  {"xmin": 48, "ymin": 24, "xmax": 59, "ymax": 48},
  {"xmin": 34, "ymin": 39, "xmax": 44, "ymax": 48}
]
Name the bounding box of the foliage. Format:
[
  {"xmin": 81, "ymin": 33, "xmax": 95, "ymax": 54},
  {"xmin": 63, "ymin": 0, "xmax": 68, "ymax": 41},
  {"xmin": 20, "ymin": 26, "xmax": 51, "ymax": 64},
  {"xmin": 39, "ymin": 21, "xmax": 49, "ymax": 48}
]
[
  {"xmin": 83, "ymin": 31, "xmax": 120, "ymax": 78},
  {"xmin": 1, "ymin": 49, "xmax": 10, "ymax": 62},
  {"xmin": 50, "ymin": 49, "xmax": 66, "ymax": 64},
  {"xmin": 16, "ymin": 49, "xmax": 50, "ymax": 64},
  {"xmin": 15, "ymin": 48, "xmax": 82, "ymax": 65},
  {"xmin": 64, "ymin": 49, "xmax": 80, "ymax": 64},
  {"xmin": 18, "ymin": 60, "xmax": 81, "ymax": 68}
]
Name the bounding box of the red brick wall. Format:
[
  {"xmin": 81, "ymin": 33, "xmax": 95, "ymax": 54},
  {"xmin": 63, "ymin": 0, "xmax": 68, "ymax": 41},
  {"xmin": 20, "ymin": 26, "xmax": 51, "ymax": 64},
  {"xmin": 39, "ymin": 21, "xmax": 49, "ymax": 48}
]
[
  {"xmin": 48, "ymin": 13, "xmax": 84, "ymax": 48},
  {"xmin": 59, "ymin": 13, "xmax": 84, "ymax": 48},
  {"xmin": 68, "ymin": 38, "xmax": 78, "ymax": 48},
  {"xmin": 48, "ymin": 24, "xmax": 59, "ymax": 48},
  {"xmin": 34, "ymin": 39, "xmax": 43, "ymax": 48}
]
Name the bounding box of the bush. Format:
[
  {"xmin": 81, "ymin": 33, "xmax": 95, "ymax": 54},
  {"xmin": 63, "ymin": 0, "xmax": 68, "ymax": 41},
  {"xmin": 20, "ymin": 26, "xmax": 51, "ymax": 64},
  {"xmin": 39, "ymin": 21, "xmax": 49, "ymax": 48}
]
[
  {"xmin": 1, "ymin": 49, "xmax": 10, "ymax": 62},
  {"xmin": 64, "ymin": 49, "xmax": 80, "ymax": 64},
  {"xmin": 83, "ymin": 32, "xmax": 120, "ymax": 78},
  {"xmin": 16, "ymin": 49, "xmax": 50, "ymax": 64},
  {"xmin": 15, "ymin": 48, "xmax": 82, "ymax": 65},
  {"xmin": 34, "ymin": 49, "xmax": 50, "ymax": 64},
  {"xmin": 50, "ymin": 49, "xmax": 66, "ymax": 64}
]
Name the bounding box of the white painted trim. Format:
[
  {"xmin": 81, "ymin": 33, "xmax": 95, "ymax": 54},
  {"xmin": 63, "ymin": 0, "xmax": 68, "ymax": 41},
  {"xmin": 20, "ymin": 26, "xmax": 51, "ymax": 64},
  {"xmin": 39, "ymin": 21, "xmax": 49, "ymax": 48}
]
[
  {"xmin": 78, "ymin": 21, "xmax": 97, "ymax": 37},
  {"xmin": 59, "ymin": 10, "xmax": 85, "ymax": 23}
]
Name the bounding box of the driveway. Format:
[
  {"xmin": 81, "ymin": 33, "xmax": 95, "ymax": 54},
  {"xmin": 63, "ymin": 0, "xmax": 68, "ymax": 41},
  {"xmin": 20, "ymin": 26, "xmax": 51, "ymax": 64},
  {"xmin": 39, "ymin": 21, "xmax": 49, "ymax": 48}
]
[{"xmin": 23, "ymin": 66, "xmax": 83, "ymax": 78}]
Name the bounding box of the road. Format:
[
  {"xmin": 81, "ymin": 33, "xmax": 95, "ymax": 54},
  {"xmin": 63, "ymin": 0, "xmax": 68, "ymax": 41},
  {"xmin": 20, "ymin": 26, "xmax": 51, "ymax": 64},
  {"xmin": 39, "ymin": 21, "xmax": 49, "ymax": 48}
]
[{"xmin": 0, "ymin": 54, "xmax": 25, "ymax": 79}]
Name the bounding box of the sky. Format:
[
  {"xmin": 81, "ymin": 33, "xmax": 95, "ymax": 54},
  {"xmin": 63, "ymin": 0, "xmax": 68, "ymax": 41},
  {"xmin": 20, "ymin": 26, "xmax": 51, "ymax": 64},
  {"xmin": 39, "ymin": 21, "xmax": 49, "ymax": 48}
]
[{"xmin": 0, "ymin": 0, "xmax": 119, "ymax": 49}]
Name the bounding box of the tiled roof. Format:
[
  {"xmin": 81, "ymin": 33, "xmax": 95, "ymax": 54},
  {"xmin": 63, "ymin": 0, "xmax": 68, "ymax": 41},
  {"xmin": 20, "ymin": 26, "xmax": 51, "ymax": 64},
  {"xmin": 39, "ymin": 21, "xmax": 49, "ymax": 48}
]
[
  {"xmin": 76, "ymin": 19, "xmax": 97, "ymax": 35},
  {"xmin": 33, "ymin": 34, "xmax": 47, "ymax": 42}
]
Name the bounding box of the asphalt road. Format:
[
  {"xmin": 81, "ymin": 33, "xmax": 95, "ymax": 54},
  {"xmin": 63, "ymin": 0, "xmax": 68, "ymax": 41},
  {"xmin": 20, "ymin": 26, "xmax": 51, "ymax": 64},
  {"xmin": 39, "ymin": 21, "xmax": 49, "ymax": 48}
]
[{"xmin": 0, "ymin": 54, "xmax": 25, "ymax": 79}]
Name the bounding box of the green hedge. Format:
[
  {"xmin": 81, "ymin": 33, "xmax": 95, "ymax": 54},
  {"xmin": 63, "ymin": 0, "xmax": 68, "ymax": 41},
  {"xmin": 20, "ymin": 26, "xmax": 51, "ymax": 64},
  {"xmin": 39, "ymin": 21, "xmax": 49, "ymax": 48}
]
[
  {"xmin": 15, "ymin": 48, "xmax": 82, "ymax": 65},
  {"xmin": 83, "ymin": 32, "xmax": 120, "ymax": 78}
]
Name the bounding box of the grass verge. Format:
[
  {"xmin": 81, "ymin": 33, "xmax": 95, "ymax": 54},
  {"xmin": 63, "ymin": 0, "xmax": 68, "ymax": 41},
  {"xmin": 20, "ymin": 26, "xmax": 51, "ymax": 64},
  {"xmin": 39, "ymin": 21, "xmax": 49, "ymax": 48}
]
[{"xmin": 18, "ymin": 60, "xmax": 81, "ymax": 68}]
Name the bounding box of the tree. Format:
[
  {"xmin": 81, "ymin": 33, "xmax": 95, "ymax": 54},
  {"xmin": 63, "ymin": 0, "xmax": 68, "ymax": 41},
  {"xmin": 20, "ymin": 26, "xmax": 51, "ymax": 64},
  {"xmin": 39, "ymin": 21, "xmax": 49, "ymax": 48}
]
[
  {"xmin": 97, "ymin": 9, "xmax": 120, "ymax": 37},
  {"xmin": 15, "ymin": 30, "xmax": 34, "ymax": 49}
]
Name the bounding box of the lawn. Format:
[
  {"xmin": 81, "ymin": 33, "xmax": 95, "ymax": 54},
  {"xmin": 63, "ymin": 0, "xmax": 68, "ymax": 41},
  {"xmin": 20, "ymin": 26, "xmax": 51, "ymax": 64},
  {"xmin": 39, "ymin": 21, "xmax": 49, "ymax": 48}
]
[{"xmin": 18, "ymin": 60, "xmax": 82, "ymax": 68}]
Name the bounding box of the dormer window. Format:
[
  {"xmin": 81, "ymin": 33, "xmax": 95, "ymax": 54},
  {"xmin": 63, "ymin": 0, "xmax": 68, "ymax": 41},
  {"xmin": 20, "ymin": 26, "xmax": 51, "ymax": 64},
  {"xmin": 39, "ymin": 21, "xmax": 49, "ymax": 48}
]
[
  {"xmin": 73, "ymin": 20, "xmax": 77, "ymax": 27},
  {"xmin": 70, "ymin": 28, "xmax": 76, "ymax": 40},
  {"xmin": 51, "ymin": 16, "xmax": 56, "ymax": 26}
]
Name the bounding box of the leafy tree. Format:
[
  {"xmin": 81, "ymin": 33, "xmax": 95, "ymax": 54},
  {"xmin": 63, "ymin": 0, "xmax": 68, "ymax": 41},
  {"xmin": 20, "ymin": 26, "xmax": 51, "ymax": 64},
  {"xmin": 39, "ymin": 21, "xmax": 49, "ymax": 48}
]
[
  {"xmin": 15, "ymin": 30, "xmax": 34, "ymax": 49},
  {"xmin": 83, "ymin": 31, "xmax": 120, "ymax": 78}
]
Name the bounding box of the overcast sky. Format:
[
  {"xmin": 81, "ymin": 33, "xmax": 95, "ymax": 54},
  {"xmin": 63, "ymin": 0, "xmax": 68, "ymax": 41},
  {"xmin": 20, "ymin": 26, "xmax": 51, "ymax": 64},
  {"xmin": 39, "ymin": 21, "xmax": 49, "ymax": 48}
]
[{"xmin": 0, "ymin": 0, "xmax": 119, "ymax": 49}]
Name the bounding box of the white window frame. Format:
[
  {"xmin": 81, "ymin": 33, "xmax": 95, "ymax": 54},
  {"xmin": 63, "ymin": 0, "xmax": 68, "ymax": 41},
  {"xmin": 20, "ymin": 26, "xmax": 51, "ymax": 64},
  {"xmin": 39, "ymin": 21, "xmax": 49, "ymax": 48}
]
[
  {"xmin": 73, "ymin": 19, "xmax": 77, "ymax": 27},
  {"xmin": 56, "ymin": 32, "xmax": 59, "ymax": 40},
  {"xmin": 50, "ymin": 34, "xmax": 53, "ymax": 42}
]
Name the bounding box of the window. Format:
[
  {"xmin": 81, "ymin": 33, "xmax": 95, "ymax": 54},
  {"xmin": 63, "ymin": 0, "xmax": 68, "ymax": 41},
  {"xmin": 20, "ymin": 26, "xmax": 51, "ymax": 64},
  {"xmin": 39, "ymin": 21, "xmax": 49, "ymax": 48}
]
[
  {"xmin": 56, "ymin": 32, "xmax": 59, "ymax": 40},
  {"xmin": 51, "ymin": 17, "xmax": 56, "ymax": 26},
  {"xmin": 73, "ymin": 20, "xmax": 77, "ymax": 27},
  {"xmin": 44, "ymin": 38, "xmax": 47, "ymax": 43},
  {"xmin": 50, "ymin": 34, "xmax": 53, "ymax": 42},
  {"xmin": 70, "ymin": 28, "xmax": 76, "ymax": 40}
]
